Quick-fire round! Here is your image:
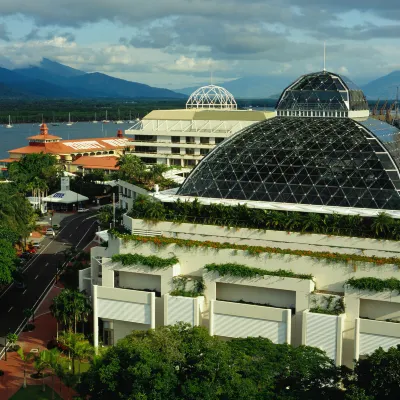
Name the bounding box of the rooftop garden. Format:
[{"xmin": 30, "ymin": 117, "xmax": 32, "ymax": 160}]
[
  {"xmin": 109, "ymin": 230, "xmax": 400, "ymax": 267},
  {"xmin": 346, "ymin": 276, "xmax": 400, "ymax": 293},
  {"xmin": 116, "ymin": 155, "xmax": 179, "ymax": 191},
  {"xmin": 111, "ymin": 253, "xmax": 178, "ymax": 269},
  {"xmin": 127, "ymin": 195, "xmax": 400, "ymax": 241}
]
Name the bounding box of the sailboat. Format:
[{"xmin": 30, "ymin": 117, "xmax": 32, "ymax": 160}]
[
  {"xmin": 128, "ymin": 111, "xmax": 135, "ymax": 124},
  {"xmin": 52, "ymin": 112, "xmax": 60, "ymax": 126},
  {"xmin": 5, "ymin": 115, "xmax": 13, "ymax": 128},
  {"xmin": 92, "ymin": 112, "xmax": 98, "ymax": 124},
  {"xmin": 115, "ymin": 109, "xmax": 124, "ymax": 124},
  {"xmin": 66, "ymin": 112, "xmax": 73, "ymax": 126},
  {"xmin": 102, "ymin": 110, "xmax": 110, "ymax": 124}
]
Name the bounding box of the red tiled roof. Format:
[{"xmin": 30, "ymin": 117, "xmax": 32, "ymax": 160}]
[
  {"xmin": 0, "ymin": 158, "xmax": 19, "ymax": 163},
  {"xmin": 27, "ymin": 134, "xmax": 62, "ymax": 140},
  {"xmin": 9, "ymin": 138, "xmax": 134, "ymax": 156},
  {"xmin": 71, "ymin": 156, "xmax": 119, "ymax": 170}
]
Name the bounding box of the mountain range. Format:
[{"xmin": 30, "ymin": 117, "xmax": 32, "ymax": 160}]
[
  {"xmin": 0, "ymin": 58, "xmax": 399, "ymax": 99},
  {"xmin": 0, "ymin": 58, "xmax": 186, "ymax": 99}
]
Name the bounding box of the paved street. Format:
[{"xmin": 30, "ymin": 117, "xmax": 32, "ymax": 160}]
[{"xmin": 0, "ymin": 212, "xmax": 98, "ymax": 338}]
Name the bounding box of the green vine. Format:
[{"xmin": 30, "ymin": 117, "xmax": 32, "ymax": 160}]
[
  {"xmin": 109, "ymin": 230, "xmax": 400, "ymax": 267},
  {"xmin": 111, "ymin": 253, "xmax": 179, "ymax": 269},
  {"xmin": 170, "ymin": 275, "xmax": 205, "ymax": 297},
  {"xmin": 204, "ymin": 263, "xmax": 313, "ymax": 280},
  {"xmin": 310, "ymin": 295, "xmax": 345, "ymax": 315},
  {"xmin": 346, "ymin": 277, "xmax": 400, "ymax": 293}
]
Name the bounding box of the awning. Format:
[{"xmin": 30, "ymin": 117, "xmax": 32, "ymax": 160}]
[{"xmin": 42, "ymin": 190, "xmax": 89, "ymax": 204}]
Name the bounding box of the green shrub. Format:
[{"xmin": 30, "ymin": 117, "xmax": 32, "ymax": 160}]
[
  {"xmin": 204, "ymin": 263, "xmax": 312, "ymax": 280},
  {"xmin": 346, "ymin": 277, "xmax": 400, "ymax": 293},
  {"xmin": 111, "ymin": 253, "xmax": 178, "ymax": 269}
]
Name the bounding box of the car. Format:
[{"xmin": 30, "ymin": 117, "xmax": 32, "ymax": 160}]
[
  {"xmin": 33, "ymin": 243, "xmax": 41, "ymax": 249},
  {"xmin": 15, "ymin": 280, "xmax": 26, "ymax": 290},
  {"xmin": 77, "ymin": 208, "xmax": 89, "ymax": 213},
  {"xmin": 46, "ymin": 228, "xmax": 55, "ymax": 236}
]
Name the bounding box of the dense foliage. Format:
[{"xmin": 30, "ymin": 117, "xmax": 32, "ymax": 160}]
[
  {"xmin": 0, "ymin": 238, "xmax": 17, "ymax": 285},
  {"xmin": 78, "ymin": 324, "xmax": 343, "ymax": 400},
  {"xmin": 8, "ymin": 153, "xmax": 62, "ymax": 193},
  {"xmin": 116, "ymin": 155, "xmax": 178, "ymax": 190},
  {"xmin": 0, "ymin": 184, "xmax": 37, "ymax": 239},
  {"xmin": 309, "ymin": 295, "xmax": 345, "ymax": 316},
  {"xmin": 204, "ymin": 263, "xmax": 313, "ymax": 280},
  {"xmin": 346, "ymin": 277, "xmax": 400, "ymax": 293},
  {"xmin": 347, "ymin": 345, "xmax": 400, "ymax": 399},
  {"xmin": 50, "ymin": 289, "xmax": 92, "ymax": 333},
  {"xmin": 128, "ymin": 196, "xmax": 400, "ymax": 241},
  {"xmin": 97, "ymin": 205, "xmax": 126, "ymax": 228},
  {"xmin": 111, "ymin": 253, "xmax": 179, "ymax": 269},
  {"xmin": 110, "ymin": 230, "xmax": 400, "ymax": 267}
]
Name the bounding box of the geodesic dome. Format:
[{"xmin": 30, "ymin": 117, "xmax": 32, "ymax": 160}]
[{"xmin": 186, "ymin": 85, "xmax": 237, "ymax": 110}]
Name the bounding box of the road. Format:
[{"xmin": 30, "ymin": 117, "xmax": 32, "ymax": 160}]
[{"xmin": 0, "ymin": 212, "xmax": 98, "ymax": 338}]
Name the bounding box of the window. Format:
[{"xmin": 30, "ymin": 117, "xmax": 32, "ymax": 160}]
[
  {"xmin": 200, "ymin": 149, "xmax": 210, "ymax": 155},
  {"xmin": 215, "ymin": 138, "xmax": 224, "ymax": 144},
  {"xmin": 186, "ymin": 148, "xmax": 195, "ymax": 155},
  {"xmin": 186, "ymin": 136, "xmax": 195, "ymax": 144},
  {"xmin": 200, "ymin": 137, "xmax": 210, "ymax": 144},
  {"xmin": 171, "ymin": 136, "xmax": 180, "ymax": 143},
  {"xmin": 172, "ymin": 148, "xmax": 180, "ymax": 154}
]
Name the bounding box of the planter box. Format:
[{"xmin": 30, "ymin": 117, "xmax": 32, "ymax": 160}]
[
  {"xmin": 209, "ymin": 300, "xmax": 291, "ymax": 344},
  {"xmin": 164, "ymin": 294, "xmax": 204, "ymax": 326},
  {"xmin": 302, "ymin": 311, "xmax": 345, "ymax": 366}
]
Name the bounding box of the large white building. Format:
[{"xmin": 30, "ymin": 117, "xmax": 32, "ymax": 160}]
[
  {"xmin": 125, "ymin": 84, "xmax": 275, "ymax": 167},
  {"xmin": 81, "ymin": 71, "xmax": 400, "ymax": 368}
]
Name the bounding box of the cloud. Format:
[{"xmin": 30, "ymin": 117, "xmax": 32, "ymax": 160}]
[{"xmin": 0, "ymin": 23, "xmax": 11, "ymax": 42}]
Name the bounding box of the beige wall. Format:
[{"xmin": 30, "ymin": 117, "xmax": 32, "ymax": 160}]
[
  {"xmin": 119, "ymin": 271, "xmax": 161, "ymax": 293},
  {"xmin": 112, "ymin": 320, "xmax": 149, "ymax": 343},
  {"xmin": 216, "ymin": 282, "xmax": 295, "ymax": 309},
  {"xmin": 360, "ymin": 299, "xmax": 400, "ymax": 321}
]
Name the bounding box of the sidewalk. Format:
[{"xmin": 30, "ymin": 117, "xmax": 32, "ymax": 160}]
[{"xmin": 0, "ymin": 285, "xmax": 78, "ymax": 399}]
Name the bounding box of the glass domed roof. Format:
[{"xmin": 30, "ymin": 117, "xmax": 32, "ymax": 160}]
[
  {"xmin": 186, "ymin": 84, "xmax": 237, "ymax": 110},
  {"xmin": 178, "ymin": 116, "xmax": 400, "ymax": 210},
  {"xmin": 276, "ymin": 71, "xmax": 368, "ymax": 113}
]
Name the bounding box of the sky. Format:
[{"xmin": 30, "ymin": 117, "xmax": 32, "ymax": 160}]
[{"xmin": 0, "ymin": 0, "xmax": 400, "ymax": 89}]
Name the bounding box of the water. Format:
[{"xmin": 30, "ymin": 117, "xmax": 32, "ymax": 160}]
[{"xmin": 0, "ymin": 122, "xmax": 134, "ymax": 159}]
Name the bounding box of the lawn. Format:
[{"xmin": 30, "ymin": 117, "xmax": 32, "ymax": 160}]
[{"xmin": 10, "ymin": 385, "xmax": 62, "ymax": 400}]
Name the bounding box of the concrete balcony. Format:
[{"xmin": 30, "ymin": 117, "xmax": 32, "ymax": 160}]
[
  {"xmin": 209, "ymin": 300, "xmax": 291, "ymax": 344},
  {"xmin": 94, "ymin": 285, "xmax": 155, "ymax": 327},
  {"xmin": 355, "ymin": 318, "xmax": 400, "ymax": 358}
]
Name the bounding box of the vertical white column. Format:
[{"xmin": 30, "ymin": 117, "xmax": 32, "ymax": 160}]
[
  {"xmin": 209, "ymin": 300, "xmax": 214, "ymax": 336},
  {"xmin": 194, "ymin": 297, "xmax": 199, "ymax": 326},
  {"xmin": 150, "ymin": 292, "xmax": 156, "ymax": 329},
  {"xmin": 336, "ymin": 314, "xmax": 345, "ymax": 366},
  {"xmin": 354, "ymin": 318, "xmax": 360, "ymax": 363},
  {"xmin": 301, "ymin": 310, "xmax": 308, "ymax": 345},
  {"xmin": 164, "ymin": 294, "xmax": 169, "ymax": 326},
  {"xmin": 285, "ymin": 309, "xmax": 291, "ymax": 345},
  {"xmin": 93, "ymin": 285, "xmax": 99, "ymax": 353}
]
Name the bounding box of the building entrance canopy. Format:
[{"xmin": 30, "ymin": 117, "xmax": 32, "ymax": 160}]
[{"xmin": 42, "ymin": 190, "xmax": 89, "ymax": 204}]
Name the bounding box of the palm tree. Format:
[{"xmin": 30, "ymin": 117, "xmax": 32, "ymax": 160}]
[
  {"xmin": 58, "ymin": 331, "xmax": 89, "ymax": 375},
  {"xmin": 75, "ymin": 340, "xmax": 94, "ymax": 377},
  {"xmin": 47, "ymin": 348, "xmax": 61, "ymax": 400},
  {"xmin": 33, "ymin": 350, "xmax": 51, "ymax": 392},
  {"xmin": 17, "ymin": 347, "xmax": 33, "ymax": 388},
  {"xmin": 371, "ymin": 212, "xmax": 393, "ymax": 238}
]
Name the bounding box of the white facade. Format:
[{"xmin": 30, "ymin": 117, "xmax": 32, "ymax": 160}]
[
  {"xmin": 83, "ymin": 216, "xmax": 400, "ymax": 367},
  {"xmin": 125, "ymin": 109, "xmax": 275, "ymax": 167}
]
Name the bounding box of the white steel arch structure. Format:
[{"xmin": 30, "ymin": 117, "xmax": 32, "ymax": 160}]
[{"xmin": 186, "ymin": 85, "xmax": 237, "ymax": 110}]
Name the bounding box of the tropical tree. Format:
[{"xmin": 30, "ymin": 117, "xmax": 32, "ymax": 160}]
[
  {"xmin": 0, "ymin": 239, "xmax": 17, "ymax": 285},
  {"xmin": 46, "ymin": 348, "xmax": 61, "ymax": 400},
  {"xmin": 116, "ymin": 154, "xmax": 147, "ymax": 183},
  {"xmin": 6, "ymin": 332, "xmax": 18, "ymax": 351},
  {"xmin": 371, "ymin": 212, "xmax": 394, "ymax": 238},
  {"xmin": 33, "ymin": 350, "xmax": 51, "ymax": 391},
  {"xmin": 58, "ymin": 331, "xmax": 92, "ymax": 375},
  {"xmin": 23, "ymin": 307, "xmax": 35, "ymax": 323},
  {"xmin": 17, "ymin": 347, "xmax": 33, "ymax": 388},
  {"xmin": 51, "ymin": 289, "xmax": 91, "ymax": 334}
]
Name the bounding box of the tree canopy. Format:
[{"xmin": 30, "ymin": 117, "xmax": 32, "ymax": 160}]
[
  {"xmin": 78, "ymin": 324, "xmax": 343, "ymax": 400},
  {"xmin": 0, "ymin": 238, "xmax": 17, "ymax": 285},
  {"xmin": 8, "ymin": 153, "xmax": 61, "ymax": 193}
]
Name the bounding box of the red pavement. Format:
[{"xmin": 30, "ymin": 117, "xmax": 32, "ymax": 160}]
[{"xmin": 0, "ymin": 285, "xmax": 78, "ymax": 399}]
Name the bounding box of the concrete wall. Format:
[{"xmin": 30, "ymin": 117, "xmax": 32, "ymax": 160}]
[
  {"xmin": 216, "ymin": 282, "xmax": 295, "ymax": 309},
  {"xmin": 113, "ymin": 320, "xmax": 149, "ymax": 343},
  {"xmin": 119, "ymin": 271, "xmax": 161, "ymax": 293},
  {"xmin": 360, "ymin": 299, "xmax": 400, "ymax": 321}
]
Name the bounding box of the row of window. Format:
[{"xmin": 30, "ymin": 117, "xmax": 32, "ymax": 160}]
[{"xmin": 276, "ymin": 110, "xmax": 349, "ymax": 118}]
